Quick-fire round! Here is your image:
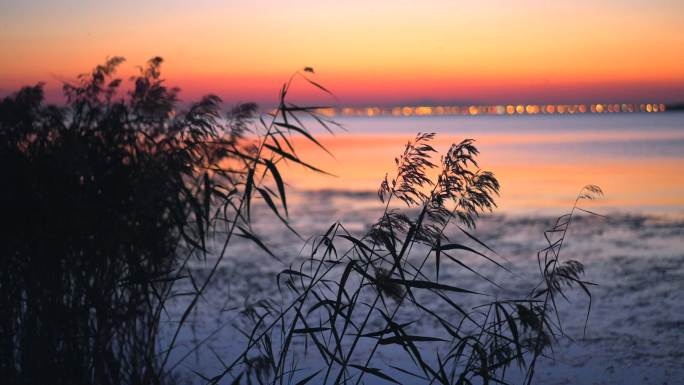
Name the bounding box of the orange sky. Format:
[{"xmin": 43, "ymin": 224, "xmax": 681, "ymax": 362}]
[{"xmin": 1, "ymin": 0, "xmax": 683, "ymax": 105}]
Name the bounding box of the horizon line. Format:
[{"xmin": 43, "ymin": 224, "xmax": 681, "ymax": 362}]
[{"xmin": 299, "ymin": 102, "xmax": 674, "ymax": 118}]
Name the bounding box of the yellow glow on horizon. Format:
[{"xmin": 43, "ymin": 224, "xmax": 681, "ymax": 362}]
[{"xmin": 318, "ymin": 101, "xmax": 667, "ymax": 117}]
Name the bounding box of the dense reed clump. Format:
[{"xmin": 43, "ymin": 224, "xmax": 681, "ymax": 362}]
[
  {"xmin": 0, "ymin": 57, "xmax": 335, "ymax": 385},
  {"xmin": 212, "ymin": 132, "xmax": 603, "ymax": 385}
]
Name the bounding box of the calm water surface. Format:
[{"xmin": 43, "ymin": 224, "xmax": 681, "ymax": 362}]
[
  {"xmin": 283, "ymin": 113, "xmax": 684, "ymax": 215},
  {"xmin": 167, "ymin": 113, "xmax": 684, "ymax": 385}
]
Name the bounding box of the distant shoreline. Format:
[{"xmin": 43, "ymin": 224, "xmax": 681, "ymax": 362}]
[{"xmin": 306, "ymin": 102, "xmax": 679, "ymax": 118}]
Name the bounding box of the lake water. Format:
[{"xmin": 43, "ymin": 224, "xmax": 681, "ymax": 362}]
[
  {"xmin": 165, "ymin": 113, "xmax": 684, "ymax": 385},
  {"xmin": 283, "ymin": 113, "xmax": 684, "ymax": 215}
]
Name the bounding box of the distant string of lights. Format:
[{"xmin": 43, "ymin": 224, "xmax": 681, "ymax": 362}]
[{"xmin": 312, "ymin": 103, "xmax": 667, "ymax": 117}]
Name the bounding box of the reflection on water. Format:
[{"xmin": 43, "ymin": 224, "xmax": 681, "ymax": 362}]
[{"xmin": 281, "ymin": 113, "xmax": 684, "ymax": 215}]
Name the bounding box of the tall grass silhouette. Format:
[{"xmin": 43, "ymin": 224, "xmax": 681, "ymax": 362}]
[
  {"xmin": 0, "ymin": 57, "xmax": 602, "ymax": 385},
  {"xmin": 210, "ymin": 134, "xmax": 603, "ymax": 384},
  {"xmin": 0, "ymin": 57, "xmax": 336, "ymax": 385}
]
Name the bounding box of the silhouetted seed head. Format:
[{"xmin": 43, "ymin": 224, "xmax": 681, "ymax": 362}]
[
  {"xmin": 227, "ymin": 102, "xmax": 258, "ymax": 138},
  {"xmin": 578, "ymin": 184, "xmax": 604, "ymax": 200},
  {"xmin": 378, "ymin": 132, "xmax": 437, "ymax": 206},
  {"xmin": 516, "ymin": 304, "xmax": 541, "ymax": 332},
  {"xmin": 374, "ymin": 267, "xmax": 404, "ymax": 302},
  {"xmin": 550, "ymin": 260, "xmax": 586, "ymax": 292}
]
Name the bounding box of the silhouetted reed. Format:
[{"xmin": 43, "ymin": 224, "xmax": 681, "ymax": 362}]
[
  {"xmin": 213, "ymin": 133, "xmax": 603, "ymax": 385},
  {"xmin": 0, "ymin": 56, "xmax": 602, "ymax": 385},
  {"xmin": 0, "ymin": 57, "xmax": 335, "ymax": 385}
]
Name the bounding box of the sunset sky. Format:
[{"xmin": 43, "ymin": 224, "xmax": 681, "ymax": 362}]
[{"xmin": 1, "ymin": 0, "xmax": 683, "ymax": 106}]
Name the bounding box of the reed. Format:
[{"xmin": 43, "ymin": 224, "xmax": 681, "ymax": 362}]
[
  {"xmin": 0, "ymin": 57, "xmax": 336, "ymax": 385},
  {"xmin": 0, "ymin": 56, "xmax": 602, "ymax": 385},
  {"xmin": 209, "ymin": 131, "xmax": 603, "ymax": 384}
]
